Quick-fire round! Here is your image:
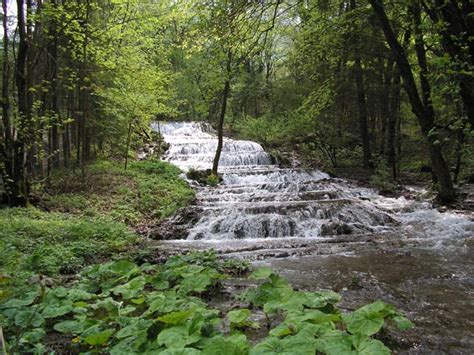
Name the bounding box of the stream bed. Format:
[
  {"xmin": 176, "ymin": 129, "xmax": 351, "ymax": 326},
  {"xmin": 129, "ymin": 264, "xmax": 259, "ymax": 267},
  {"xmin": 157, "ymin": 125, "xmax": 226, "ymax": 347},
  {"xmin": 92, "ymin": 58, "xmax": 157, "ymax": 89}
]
[{"xmin": 153, "ymin": 121, "xmax": 474, "ymax": 354}]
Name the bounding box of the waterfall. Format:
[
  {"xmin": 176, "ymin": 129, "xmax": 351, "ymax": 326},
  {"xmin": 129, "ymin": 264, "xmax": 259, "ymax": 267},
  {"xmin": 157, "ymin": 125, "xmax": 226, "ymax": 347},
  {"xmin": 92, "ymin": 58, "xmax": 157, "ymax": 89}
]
[{"xmin": 155, "ymin": 121, "xmax": 471, "ymax": 242}]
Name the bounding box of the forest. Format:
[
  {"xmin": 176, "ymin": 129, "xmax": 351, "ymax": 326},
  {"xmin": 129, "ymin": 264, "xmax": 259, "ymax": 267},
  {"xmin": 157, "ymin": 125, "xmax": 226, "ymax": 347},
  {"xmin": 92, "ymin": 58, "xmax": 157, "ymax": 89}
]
[{"xmin": 0, "ymin": 0, "xmax": 473, "ymax": 354}]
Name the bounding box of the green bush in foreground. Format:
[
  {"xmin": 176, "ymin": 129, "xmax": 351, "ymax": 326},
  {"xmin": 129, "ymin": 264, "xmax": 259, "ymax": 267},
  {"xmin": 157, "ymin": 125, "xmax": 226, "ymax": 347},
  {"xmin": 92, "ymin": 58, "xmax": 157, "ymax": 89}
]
[
  {"xmin": 0, "ymin": 207, "xmax": 137, "ymax": 284},
  {"xmin": 0, "ymin": 251, "xmax": 413, "ymax": 354},
  {"xmin": 44, "ymin": 159, "xmax": 195, "ymax": 226}
]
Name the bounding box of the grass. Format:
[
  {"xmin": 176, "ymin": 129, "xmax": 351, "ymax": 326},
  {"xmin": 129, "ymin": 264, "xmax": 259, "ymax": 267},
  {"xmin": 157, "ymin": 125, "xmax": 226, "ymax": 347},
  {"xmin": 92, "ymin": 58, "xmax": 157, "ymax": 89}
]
[
  {"xmin": 0, "ymin": 207, "xmax": 138, "ymax": 300},
  {"xmin": 0, "ymin": 158, "xmax": 195, "ymax": 300},
  {"xmin": 41, "ymin": 159, "xmax": 195, "ymax": 227}
]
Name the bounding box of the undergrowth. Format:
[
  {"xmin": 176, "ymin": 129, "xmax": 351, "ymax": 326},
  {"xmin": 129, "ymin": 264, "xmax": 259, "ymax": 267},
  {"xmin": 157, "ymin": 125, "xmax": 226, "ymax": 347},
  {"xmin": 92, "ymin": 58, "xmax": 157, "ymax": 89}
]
[
  {"xmin": 42, "ymin": 159, "xmax": 195, "ymax": 227},
  {"xmin": 0, "ymin": 208, "xmax": 137, "ymax": 295},
  {"xmin": 0, "ymin": 251, "xmax": 413, "ymax": 354}
]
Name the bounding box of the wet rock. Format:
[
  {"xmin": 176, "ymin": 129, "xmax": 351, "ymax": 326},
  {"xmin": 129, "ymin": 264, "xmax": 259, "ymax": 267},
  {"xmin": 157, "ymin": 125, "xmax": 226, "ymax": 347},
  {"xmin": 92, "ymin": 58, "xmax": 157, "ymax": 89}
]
[
  {"xmin": 320, "ymin": 222, "xmax": 353, "ymax": 236},
  {"xmin": 149, "ymin": 205, "xmax": 202, "ymax": 240}
]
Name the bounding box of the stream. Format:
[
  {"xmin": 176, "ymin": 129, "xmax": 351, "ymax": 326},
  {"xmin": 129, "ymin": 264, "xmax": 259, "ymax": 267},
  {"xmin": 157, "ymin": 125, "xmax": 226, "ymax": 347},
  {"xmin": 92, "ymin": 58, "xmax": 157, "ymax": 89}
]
[{"xmin": 153, "ymin": 121, "xmax": 474, "ymax": 354}]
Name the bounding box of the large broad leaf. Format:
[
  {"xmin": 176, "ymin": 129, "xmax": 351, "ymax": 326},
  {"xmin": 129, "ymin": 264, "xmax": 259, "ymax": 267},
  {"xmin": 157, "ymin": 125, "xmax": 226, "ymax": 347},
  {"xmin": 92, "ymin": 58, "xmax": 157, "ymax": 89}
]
[
  {"xmin": 178, "ymin": 274, "xmax": 212, "ymax": 295},
  {"xmin": 160, "ymin": 348, "xmax": 202, "ymax": 355},
  {"xmin": 84, "ymin": 329, "xmax": 115, "ymax": 346},
  {"xmin": 249, "ymin": 268, "xmax": 274, "ymax": 280},
  {"xmin": 42, "ymin": 304, "xmax": 74, "ymax": 319},
  {"xmin": 356, "ymin": 337, "xmax": 391, "ymax": 355},
  {"xmin": 15, "ymin": 309, "xmax": 44, "ymax": 328},
  {"xmin": 391, "ymin": 315, "xmax": 414, "ymax": 330},
  {"xmin": 252, "ymin": 274, "xmax": 293, "ymax": 307},
  {"xmin": 108, "ymin": 260, "xmax": 139, "ymax": 276},
  {"xmin": 202, "ymin": 334, "xmax": 249, "ymax": 355},
  {"xmin": 227, "ymin": 309, "xmax": 251, "ymax": 327},
  {"xmin": 20, "ymin": 328, "xmax": 46, "ymax": 344},
  {"xmin": 344, "ymin": 301, "xmax": 392, "ymax": 336},
  {"xmin": 314, "ymin": 330, "xmax": 353, "ymax": 355},
  {"xmin": 53, "ymin": 320, "xmax": 84, "ymax": 334},
  {"xmin": 112, "ymin": 276, "xmax": 146, "ymax": 299},
  {"xmin": 67, "ymin": 289, "xmax": 95, "ymax": 301},
  {"xmin": 158, "ymin": 310, "xmax": 195, "ymax": 325},
  {"xmin": 263, "ymin": 292, "xmax": 306, "ymax": 315},
  {"xmin": 303, "ymin": 291, "xmax": 342, "ymax": 309},
  {"xmin": 250, "ymin": 333, "xmax": 316, "ymax": 355},
  {"xmin": 157, "ymin": 325, "xmax": 201, "ymax": 349},
  {"xmin": 115, "ymin": 318, "xmax": 153, "ymax": 339},
  {"xmin": 1, "ymin": 291, "xmax": 37, "ymax": 308}
]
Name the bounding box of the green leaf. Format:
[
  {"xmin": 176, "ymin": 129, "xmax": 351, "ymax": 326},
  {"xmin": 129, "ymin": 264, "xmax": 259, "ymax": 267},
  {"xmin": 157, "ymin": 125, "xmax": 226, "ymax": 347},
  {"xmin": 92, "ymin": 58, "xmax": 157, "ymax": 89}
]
[
  {"xmin": 314, "ymin": 330, "xmax": 353, "ymax": 355},
  {"xmin": 251, "ymin": 333, "xmax": 316, "ymax": 355},
  {"xmin": 178, "ymin": 274, "xmax": 212, "ymax": 295},
  {"xmin": 391, "ymin": 315, "xmax": 414, "ymax": 330},
  {"xmin": 84, "ymin": 329, "xmax": 115, "ymax": 346},
  {"xmin": 160, "ymin": 348, "xmax": 202, "ymax": 355},
  {"xmin": 227, "ymin": 309, "xmax": 251, "ymax": 327},
  {"xmin": 158, "ymin": 310, "xmax": 195, "ymax": 325},
  {"xmin": 112, "ymin": 276, "xmax": 146, "ymax": 299},
  {"xmin": 249, "ymin": 268, "xmax": 274, "ymax": 280},
  {"xmin": 344, "ymin": 301, "xmax": 393, "ymax": 336},
  {"xmin": 52, "ymin": 287, "xmax": 69, "ymax": 298},
  {"xmin": 15, "ymin": 310, "xmax": 44, "ymax": 328},
  {"xmin": 54, "ymin": 320, "xmax": 84, "ymax": 334},
  {"xmin": 108, "ymin": 260, "xmax": 139, "ymax": 276},
  {"xmin": 1, "ymin": 292, "xmax": 37, "ymax": 308},
  {"xmin": 202, "ymin": 334, "xmax": 249, "ymax": 355},
  {"xmin": 303, "ymin": 290, "xmax": 342, "ymax": 308},
  {"xmin": 116, "ymin": 318, "xmax": 153, "ymax": 339},
  {"xmin": 42, "ymin": 304, "xmax": 74, "ymax": 319},
  {"xmin": 68, "ymin": 288, "xmax": 94, "ymax": 301},
  {"xmin": 157, "ymin": 325, "xmax": 201, "ymax": 349},
  {"xmin": 356, "ymin": 337, "xmax": 391, "ymax": 355}
]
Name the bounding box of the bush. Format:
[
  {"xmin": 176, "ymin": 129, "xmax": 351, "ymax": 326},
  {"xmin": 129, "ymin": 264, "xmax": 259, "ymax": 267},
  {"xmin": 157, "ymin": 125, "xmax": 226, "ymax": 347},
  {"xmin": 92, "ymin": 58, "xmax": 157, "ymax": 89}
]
[
  {"xmin": 0, "ymin": 208, "xmax": 137, "ymax": 280},
  {"xmin": 43, "ymin": 159, "xmax": 195, "ymax": 226},
  {"xmin": 0, "ymin": 251, "xmax": 413, "ymax": 354}
]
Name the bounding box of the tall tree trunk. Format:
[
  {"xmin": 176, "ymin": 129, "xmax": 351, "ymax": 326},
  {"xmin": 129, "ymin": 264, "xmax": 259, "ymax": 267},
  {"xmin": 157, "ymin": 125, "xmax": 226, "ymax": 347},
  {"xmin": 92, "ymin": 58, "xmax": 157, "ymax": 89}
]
[
  {"xmin": 369, "ymin": 0, "xmax": 456, "ymax": 202},
  {"xmin": 80, "ymin": 0, "xmax": 91, "ymax": 173},
  {"xmin": 212, "ymin": 51, "xmax": 232, "ymax": 176},
  {"xmin": 50, "ymin": 0, "xmax": 60, "ymax": 168},
  {"xmin": 0, "ymin": 0, "xmax": 21, "ymax": 205},
  {"xmin": 350, "ymin": 0, "xmax": 372, "ymax": 168},
  {"xmin": 12, "ymin": 0, "xmax": 30, "ymax": 205},
  {"xmin": 379, "ymin": 57, "xmax": 393, "ymax": 156},
  {"xmin": 124, "ymin": 119, "xmax": 133, "ymax": 170},
  {"xmin": 387, "ymin": 63, "xmax": 400, "ymax": 180}
]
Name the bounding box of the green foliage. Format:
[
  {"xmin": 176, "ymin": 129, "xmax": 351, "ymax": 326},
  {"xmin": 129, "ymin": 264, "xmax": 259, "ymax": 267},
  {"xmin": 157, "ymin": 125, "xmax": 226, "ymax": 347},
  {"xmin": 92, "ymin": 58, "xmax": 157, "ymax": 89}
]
[
  {"xmin": 206, "ymin": 174, "xmax": 220, "ymax": 187},
  {"xmin": 369, "ymin": 159, "xmax": 398, "ymax": 193},
  {"xmin": 0, "ymin": 207, "xmax": 136, "ymax": 280},
  {"xmin": 0, "ymin": 258, "xmax": 413, "ymax": 354},
  {"xmin": 44, "ymin": 159, "xmax": 194, "ymax": 226}
]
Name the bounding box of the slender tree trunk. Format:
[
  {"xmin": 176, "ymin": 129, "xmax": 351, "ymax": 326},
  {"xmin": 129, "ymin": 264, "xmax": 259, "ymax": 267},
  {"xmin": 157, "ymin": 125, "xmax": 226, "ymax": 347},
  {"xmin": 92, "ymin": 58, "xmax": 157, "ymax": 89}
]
[
  {"xmin": 12, "ymin": 0, "xmax": 30, "ymax": 205},
  {"xmin": 387, "ymin": 63, "xmax": 400, "ymax": 180},
  {"xmin": 212, "ymin": 51, "xmax": 232, "ymax": 176},
  {"xmin": 369, "ymin": 0, "xmax": 456, "ymax": 202},
  {"xmin": 380, "ymin": 57, "xmax": 393, "ymax": 156},
  {"xmin": 0, "ymin": 0, "xmax": 21, "ymax": 205},
  {"xmin": 350, "ymin": 0, "xmax": 372, "ymax": 168},
  {"xmin": 124, "ymin": 119, "xmax": 133, "ymax": 170},
  {"xmin": 79, "ymin": 0, "xmax": 90, "ymax": 173},
  {"xmin": 50, "ymin": 0, "xmax": 60, "ymax": 168}
]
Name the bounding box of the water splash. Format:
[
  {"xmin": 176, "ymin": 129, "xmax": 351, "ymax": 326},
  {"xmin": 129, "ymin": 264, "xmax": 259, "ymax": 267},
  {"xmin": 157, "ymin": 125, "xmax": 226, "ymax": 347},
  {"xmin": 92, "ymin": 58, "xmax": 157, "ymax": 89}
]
[{"xmin": 155, "ymin": 121, "xmax": 473, "ymax": 246}]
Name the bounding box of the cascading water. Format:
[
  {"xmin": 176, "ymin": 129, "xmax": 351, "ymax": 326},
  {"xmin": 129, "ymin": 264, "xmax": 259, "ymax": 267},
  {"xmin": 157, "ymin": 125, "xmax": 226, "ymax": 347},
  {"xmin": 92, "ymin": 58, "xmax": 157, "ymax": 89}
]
[
  {"xmin": 154, "ymin": 121, "xmax": 472, "ymax": 245},
  {"xmin": 153, "ymin": 121, "xmax": 474, "ymax": 353}
]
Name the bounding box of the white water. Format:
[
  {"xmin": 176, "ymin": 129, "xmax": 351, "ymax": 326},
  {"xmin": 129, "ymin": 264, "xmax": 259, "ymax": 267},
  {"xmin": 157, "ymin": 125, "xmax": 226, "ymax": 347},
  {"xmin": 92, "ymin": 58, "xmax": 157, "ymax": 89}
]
[{"xmin": 154, "ymin": 121, "xmax": 473, "ymax": 246}]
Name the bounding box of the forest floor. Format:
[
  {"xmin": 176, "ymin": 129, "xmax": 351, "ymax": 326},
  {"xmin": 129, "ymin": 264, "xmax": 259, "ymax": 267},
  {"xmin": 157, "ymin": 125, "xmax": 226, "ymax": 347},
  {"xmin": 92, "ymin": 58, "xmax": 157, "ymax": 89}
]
[{"xmin": 0, "ymin": 159, "xmax": 195, "ymax": 298}]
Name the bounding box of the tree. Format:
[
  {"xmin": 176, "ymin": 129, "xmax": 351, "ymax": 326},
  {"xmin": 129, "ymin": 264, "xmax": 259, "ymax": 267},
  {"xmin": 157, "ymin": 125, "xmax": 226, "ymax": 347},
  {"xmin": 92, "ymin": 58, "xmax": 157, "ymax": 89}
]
[{"xmin": 369, "ymin": 0, "xmax": 456, "ymax": 202}]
